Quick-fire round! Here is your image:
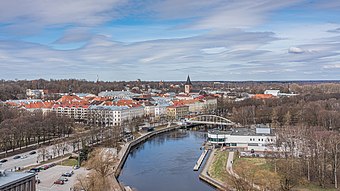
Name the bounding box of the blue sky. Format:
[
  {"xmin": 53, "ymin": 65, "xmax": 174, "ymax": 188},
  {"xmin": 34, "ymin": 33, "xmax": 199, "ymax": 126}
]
[{"xmin": 0, "ymin": 0, "xmax": 340, "ymax": 81}]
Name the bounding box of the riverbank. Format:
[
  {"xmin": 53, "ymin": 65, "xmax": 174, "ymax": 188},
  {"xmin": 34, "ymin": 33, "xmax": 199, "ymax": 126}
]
[
  {"xmin": 199, "ymin": 149, "xmax": 230, "ymax": 191},
  {"xmin": 113, "ymin": 124, "xmax": 181, "ymax": 191}
]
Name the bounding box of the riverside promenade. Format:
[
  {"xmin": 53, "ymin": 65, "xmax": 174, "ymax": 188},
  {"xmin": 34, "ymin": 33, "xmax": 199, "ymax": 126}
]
[
  {"xmin": 199, "ymin": 149, "xmax": 230, "ymax": 191},
  {"xmin": 112, "ymin": 124, "xmax": 181, "ymax": 191}
]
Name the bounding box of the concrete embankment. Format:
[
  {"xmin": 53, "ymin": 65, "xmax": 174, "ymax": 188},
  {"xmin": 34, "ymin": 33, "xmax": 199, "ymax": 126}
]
[
  {"xmin": 199, "ymin": 149, "xmax": 230, "ymax": 191},
  {"xmin": 194, "ymin": 149, "xmax": 208, "ymax": 171},
  {"xmin": 113, "ymin": 125, "xmax": 180, "ymax": 191}
]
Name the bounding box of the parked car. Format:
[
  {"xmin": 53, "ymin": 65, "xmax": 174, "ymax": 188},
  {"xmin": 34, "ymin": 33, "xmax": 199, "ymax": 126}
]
[
  {"xmin": 0, "ymin": 159, "xmax": 8, "ymax": 163},
  {"xmin": 13, "ymin": 155, "xmax": 21, "ymax": 159},
  {"xmin": 59, "ymin": 177, "xmax": 68, "ymax": 182},
  {"xmin": 73, "ymin": 165, "xmax": 80, "ymax": 170},
  {"xmin": 30, "ymin": 167, "xmax": 40, "ymax": 173},
  {"xmin": 29, "ymin": 151, "xmax": 37, "ymax": 155},
  {"xmin": 62, "ymin": 172, "xmax": 72, "ymax": 177},
  {"xmin": 54, "ymin": 180, "xmax": 64, "ymax": 185},
  {"xmin": 21, "ymin": 155, "xmax": 28, "ymax": 159}
]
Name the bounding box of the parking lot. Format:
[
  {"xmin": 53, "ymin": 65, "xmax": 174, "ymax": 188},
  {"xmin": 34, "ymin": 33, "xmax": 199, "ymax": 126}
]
[{"xmin": 36, "ymin": 165, "xmax": 89, "ymax": 191}]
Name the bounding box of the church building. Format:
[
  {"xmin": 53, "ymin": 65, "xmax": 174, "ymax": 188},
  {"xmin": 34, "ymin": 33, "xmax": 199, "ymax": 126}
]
[{"xmin": 184, "ymin": 75, "xmax": 192, "ymax": 94}]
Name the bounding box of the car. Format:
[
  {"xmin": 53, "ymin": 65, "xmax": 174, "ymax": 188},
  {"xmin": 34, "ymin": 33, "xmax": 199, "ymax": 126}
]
[
  {"xmin": 21, "ymin": 155, "xmax": 28, "ymax": 159},
  {"xmin": 62, "ymin": 172, "xmax": 72, "ymax": 177},
  {"xmin": 73, "ymin": 165, "xmax": 80, "ymax": 170},
  {"xmin": 13, "ymin": 155, "xmax": 21, "ymax": 159},
  {"xmin": 29, "ymin": 168, "xmax": 40, "ymax": 173},
  {"xmin": 54, "ymin": 180, "xmax": 64, "ymax": 185},
  {"xmin": 29, "ymin": 151, "xmax": 37, "ymax": 155},
  {"xmin": 59, "ymin": 177, "xmax": 68, "ymax": 182},
  {"xmin": 42, "ymin": 165, "xmax": 49, "ymax": 170},
  {"xmin": 0, "ymin": 159, "xmax": 8, "ymax": 163}
]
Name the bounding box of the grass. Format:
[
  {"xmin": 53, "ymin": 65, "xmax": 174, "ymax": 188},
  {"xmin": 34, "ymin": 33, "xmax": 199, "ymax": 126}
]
[
  {"xmin": 58, "ymin": 158, "xmax": 78, "ymax": 166},
  {"xmin": 295, "ymin": 183, "xmax": 337, "ymax": 191},
  {"xmin": 208, "ymin": 150, "xmax": 232, "ymax": 184},
  {"xmin": 234, "ymin": 157, "xmax": 272, "ymax": 171},
  {"xmin": 132, "ymin": 132, "xmax": 142, "ymax": 139},
  {"xmin": 233, "ymin": 156, "xmax": 337, "ymax": 191}
]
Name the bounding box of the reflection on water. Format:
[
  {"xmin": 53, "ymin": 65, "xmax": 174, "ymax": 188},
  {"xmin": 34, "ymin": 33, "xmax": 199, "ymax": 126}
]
[{"xmin": 118, "ymin": 130, "xmax": 214, "ymax": 191}]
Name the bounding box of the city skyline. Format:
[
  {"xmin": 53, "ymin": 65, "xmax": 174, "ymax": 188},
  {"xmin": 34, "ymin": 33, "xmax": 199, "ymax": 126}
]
[{"xmin": 1, "ymin": 1, "xmax": 340, "ymax": 81}]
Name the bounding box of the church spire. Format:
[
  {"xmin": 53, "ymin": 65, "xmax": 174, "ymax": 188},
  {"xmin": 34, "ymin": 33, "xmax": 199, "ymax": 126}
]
[{"xmin": 185, "ymin": 75, "xmax": 192, "ymax": 85}]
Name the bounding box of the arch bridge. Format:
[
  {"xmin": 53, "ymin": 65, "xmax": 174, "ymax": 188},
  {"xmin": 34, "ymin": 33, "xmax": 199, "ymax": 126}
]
[{"xmin": 185, "ymin": 115, "xmax": 235, "ymax": 126}]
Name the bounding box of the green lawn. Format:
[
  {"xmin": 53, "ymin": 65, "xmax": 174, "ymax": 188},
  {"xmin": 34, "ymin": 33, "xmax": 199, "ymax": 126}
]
[
  {"xmin": 208, "ymin": 150, "xmax": 231, "ymax": 183},
  {"xmin": 58, "ymin": 158, "xmax": 78, "ymax": 166}
]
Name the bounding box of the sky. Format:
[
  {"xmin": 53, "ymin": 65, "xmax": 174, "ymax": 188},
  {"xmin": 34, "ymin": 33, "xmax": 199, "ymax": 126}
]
[{"xmin": 0, "ymin": 0, "xmax": 340, "ymax": 81}]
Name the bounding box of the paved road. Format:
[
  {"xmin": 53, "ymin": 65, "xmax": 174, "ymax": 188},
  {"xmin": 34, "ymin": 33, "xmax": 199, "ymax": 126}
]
[
  {"xmin": 0, "ymin": 143, "xmax": 77, "ymax": 171},
  {"xmin": 226, "ymin": 152, "xmax": 239, "ymax": 178}
]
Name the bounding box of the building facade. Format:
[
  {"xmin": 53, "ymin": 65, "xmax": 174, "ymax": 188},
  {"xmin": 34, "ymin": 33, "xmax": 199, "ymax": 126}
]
[
  {"xmin": 0, "ymin": 171, "xmax": 36, "ymax": 191},
  {"xmin": 207, "ymin": 127, "xmax": 277, "ymax": 152},
  {"xmin": 166, "ymin": 105, "xmax": 189, "ymax": 119},
  {"xmin": 87, "ymin": 105, "xmax": 144, "ymax": 126}
]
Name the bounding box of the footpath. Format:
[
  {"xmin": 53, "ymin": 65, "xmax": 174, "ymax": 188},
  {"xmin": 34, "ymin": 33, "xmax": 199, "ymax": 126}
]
[
  {"xmin": 199, "ymin": 149, "xmax": 230, "ymax": 191},
  {"xmin": 226, "ymin": 151, "xmax": 261, "ymax": 191}
]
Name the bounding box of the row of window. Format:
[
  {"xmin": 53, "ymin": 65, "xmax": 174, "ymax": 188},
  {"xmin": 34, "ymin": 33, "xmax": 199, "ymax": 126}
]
[{"xmin": 250, "ymin": 138, "xmax": 274, "ymax": 142}]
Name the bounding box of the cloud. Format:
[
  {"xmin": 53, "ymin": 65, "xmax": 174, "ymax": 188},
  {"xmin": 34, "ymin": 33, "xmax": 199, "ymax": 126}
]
[
  {"xmin": 0, "ymin": 0, "xmax": 127, "ymax": 36},
  {"xmin": 288, "ymin": 47, "xmax": 305, "ymax": 54},
  {"xmin": 54, "ymin": 28, "xmax": 93, "ymax": 44},
  {"xmin": 327, "ymin": 28, "xmax": 340, "ymax": 33},
  {"xmin": 1, "ymin": 28, "xmax": 340, "ymax": 81},
  {"xmin": 323, "ymin": 64, "xmax": 340, "ymax": 69},
  {"xmin": 144, "ymin": 0, "xmax": 304, "ymax": 30}
]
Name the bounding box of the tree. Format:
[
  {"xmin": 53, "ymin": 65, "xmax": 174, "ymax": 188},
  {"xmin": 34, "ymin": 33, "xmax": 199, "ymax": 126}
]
[{"xmin": 74, "ymin": 148, "xmax": 118, "ymax": 191}]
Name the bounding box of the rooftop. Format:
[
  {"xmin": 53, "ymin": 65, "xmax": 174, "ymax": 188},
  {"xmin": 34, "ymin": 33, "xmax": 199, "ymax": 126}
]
[
  {"xmin": 208, "ymin": 127, "xmax": 275, "ymax": 136},
  {"xmin": 0, "ymin": 171, "xmax": 35, "ymax": 189}
]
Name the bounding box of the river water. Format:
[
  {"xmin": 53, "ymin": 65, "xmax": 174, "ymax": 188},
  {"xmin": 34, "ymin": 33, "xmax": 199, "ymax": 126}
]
[{"xmin": 118, "ymin": 130, "xmax": 215, "ymax": 191}]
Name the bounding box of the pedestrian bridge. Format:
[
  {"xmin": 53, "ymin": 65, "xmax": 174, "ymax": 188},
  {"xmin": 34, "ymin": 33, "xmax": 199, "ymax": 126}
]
[{"xmin": 184, "ymin": 115, "xmax": 235, "ymax": 126}]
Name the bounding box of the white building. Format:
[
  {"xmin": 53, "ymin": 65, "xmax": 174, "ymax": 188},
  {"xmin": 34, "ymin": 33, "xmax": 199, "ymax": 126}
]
[
  {"xmin": 207, "ymin": 127, "xmax": 277, "ymax": 152},
  {"xmin": 87, "ymin": 105, "xmax": 144, "ymax": 126},
  {"xmin": 264, "ymin": 90, "xmax": 298, "ymax": 97},
  {"xmin": 26, "ymin": 89, "xmax": 44, "ymax": 99},
  {"xmin": 154, "ymin": 105, "xmax": 168, "ymax": 118},
  {"xmin": 264, "ymin": 90, "xmax": 280, "ymax": 97},
  {"xmin": 52, "ymin": 104, "xmax": 89, "ymax": 121},
  {"xmin": 98, "ymin": 90, "xmax": 140, "ymax": 99}
]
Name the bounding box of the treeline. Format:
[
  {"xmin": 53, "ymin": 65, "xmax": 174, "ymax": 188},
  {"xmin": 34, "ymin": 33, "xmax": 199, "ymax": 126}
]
[
  {"xmin": 0, "ymin": 105, "xmax": 73, "ymax": 155},
  {"xmin": 218, "ymin": 93, "xmax": 340, "ymax": 130},
  {"xmin": 217, "ymin": 86, "xmax": 340, "ymax": 189}
]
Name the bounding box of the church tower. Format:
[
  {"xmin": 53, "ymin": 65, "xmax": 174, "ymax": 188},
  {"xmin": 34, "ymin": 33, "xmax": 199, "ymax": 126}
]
[{"xmin": 185, "ymin": 75, "xmax": 192, "ymax": 94}]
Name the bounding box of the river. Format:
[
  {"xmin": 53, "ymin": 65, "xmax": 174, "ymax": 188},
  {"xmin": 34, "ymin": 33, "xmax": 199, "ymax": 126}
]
[{"xmin": 118, "ymin": 129, "xmax": 215, "ymax": 191}]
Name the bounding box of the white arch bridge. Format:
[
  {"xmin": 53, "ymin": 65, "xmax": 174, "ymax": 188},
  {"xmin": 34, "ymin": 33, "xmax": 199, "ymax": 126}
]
[{"xmin": 183, "ymin": 115, "xmax": 235, "ymax": 126}]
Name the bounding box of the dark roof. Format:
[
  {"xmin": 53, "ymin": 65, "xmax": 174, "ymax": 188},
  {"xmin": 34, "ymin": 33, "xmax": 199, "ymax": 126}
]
[
  {"xmin": 185, "ymin": 75, "xmax": 192, "ymax": 85},
  {"xmin": 0, "ymin": 171, "xmax": 35, "ymax": 189}
]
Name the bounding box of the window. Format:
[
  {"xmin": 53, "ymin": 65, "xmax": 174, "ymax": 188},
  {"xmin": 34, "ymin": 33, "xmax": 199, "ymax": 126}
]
[
  {"xmin": 231, "ymin": 143, "xmax": 237, "ymax": 146},
  {"xmin": 261, "ymin": 139, "xmax": 263, "ymax": 141},
  {"xmin": 258, "ymin": 139, "xmax": 260, "ymax": 141}
]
